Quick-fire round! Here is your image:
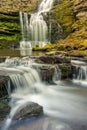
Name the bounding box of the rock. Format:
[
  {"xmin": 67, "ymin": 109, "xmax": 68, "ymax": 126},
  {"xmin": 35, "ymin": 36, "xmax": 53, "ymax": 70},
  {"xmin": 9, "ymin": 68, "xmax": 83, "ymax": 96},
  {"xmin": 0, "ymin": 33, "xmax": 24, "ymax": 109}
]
[
  {"xmin": 0, "ymin": 100, "xmax": 10, "ymax": 123},
  {"xmin": 0, "ymin": 57, "xmax": 6, "ymax": 63},
  {"xmin": 59, "ymin": 63, "xmax": 72, "ymax": 79},
  {"xmin": 0, "ymin": 0, "xmax": 37, "ymax": 12},
  {"xmin": 36, "ymin": 64, "xmax": 56, "ymax": 83},
  {"xmin": 38, "ymin": 55, "xmax": 70, "ymax": 64},
  {"xmin": 0, "ymin": 76, "xmax": 9, "ymax": 99},
  {"xmin": 13, "ymin": 102, "xmax": 43, "ymax": 120}
]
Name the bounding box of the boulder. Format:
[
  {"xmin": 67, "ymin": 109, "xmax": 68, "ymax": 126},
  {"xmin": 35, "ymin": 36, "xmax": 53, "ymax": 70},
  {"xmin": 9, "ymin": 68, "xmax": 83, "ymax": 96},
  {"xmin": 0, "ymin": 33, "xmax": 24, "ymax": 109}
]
[{"xmin": 13, "ymin": 102, "xmax": 43, "ymax": 120}]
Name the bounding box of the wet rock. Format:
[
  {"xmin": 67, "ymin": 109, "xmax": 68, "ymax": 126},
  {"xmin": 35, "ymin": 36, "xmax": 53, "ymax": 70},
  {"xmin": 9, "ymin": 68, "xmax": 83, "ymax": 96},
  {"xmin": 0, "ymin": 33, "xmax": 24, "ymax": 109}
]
[
  {"xmin": 0, "ymin": 100, "xmax": 10, "ymax": 123},
  {"xmin": 37, "ymin": 64, "xmax": 56, "ymax": 83},
  {"xmin": 59, "ymin": 63, "xmax": 72, "ymax": 79},
  {"xmin": 0, "ymin": 76, "xmax": 9, "ymax": 99},
  {"xmin": 0, "ymin": 57, "xmax": 6, "ymax": 63},
  {"xmin": 38, "ymin": 55, "xmax": 70, "ymax": 64},
  {"xmin": 13, "ymin": 102, "xmax": 43, "ymax": 120}
]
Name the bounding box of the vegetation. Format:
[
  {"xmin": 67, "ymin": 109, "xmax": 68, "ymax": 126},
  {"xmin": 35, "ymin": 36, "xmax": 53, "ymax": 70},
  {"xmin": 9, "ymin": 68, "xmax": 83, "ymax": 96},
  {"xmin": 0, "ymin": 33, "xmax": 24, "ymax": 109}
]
[
  {"xmin": 0, "ymin": 12, "xmax": 20, "ymax": 48},
  {"xmin": 52, "ymin": 0, "xmax": 74, "ymax": 36}
]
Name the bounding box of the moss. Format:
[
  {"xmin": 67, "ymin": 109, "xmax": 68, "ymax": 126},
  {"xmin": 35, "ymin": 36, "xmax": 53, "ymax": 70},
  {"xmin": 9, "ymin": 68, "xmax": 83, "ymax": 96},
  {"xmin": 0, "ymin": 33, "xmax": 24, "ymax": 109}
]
[
  {"xmin": 52, "ymin": 0, "xmax": 74, "ymax": 36},
  {"xmin": 69, "ymin": 50, "xmax": 87, "ymax": 57},
  {"xmin": 72, "ymin": 18, "xmax": 87, "ymax": 31},
  {"xmin": 32, "ymin": 43, "xmax": 53, "ymax": 51},
  {"xmin": 0, "ymin": 12, "xmax": 21, "ymax": 48},
  {"xmin": 78, "ymin": 39, "xmax": 87, "ymax": 50},
  {"xmin": 27, "ymin": 0, "xmax": 38, "ymax": 12}
]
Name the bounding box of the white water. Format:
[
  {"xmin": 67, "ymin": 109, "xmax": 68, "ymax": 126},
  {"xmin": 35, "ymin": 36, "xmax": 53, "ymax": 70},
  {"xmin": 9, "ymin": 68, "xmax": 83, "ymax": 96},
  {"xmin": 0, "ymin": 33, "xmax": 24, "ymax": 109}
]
[
  {"xmin": 20, "ymin": 0, "xmax": 54, "ymax": 48},
  {"xmin": 71, "ymin": 60, "xmax": 87, "ymax": 87},
  {"xmin": 0, "ymin": 58, "xmax": 87, "ymax": 130}
]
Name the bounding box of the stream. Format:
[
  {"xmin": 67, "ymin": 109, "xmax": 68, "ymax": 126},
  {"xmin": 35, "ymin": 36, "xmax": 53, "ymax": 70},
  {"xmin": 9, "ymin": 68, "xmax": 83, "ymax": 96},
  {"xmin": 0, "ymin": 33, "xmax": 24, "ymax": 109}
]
[{"xmin": 0, "ymin": 57, "xmax": 87, "ymax": 130}]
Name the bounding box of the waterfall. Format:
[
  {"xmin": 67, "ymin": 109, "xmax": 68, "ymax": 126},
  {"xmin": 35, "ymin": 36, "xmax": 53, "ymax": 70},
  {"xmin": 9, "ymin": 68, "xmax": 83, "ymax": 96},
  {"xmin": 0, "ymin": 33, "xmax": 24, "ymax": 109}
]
[
  {"xmin": 1, "ymin": 58, "xmax": 87, "ymax": 130},
  {"xmin": 53, "ymin": 65, "xmax": 61, "ymax": 84},
  {"xmin": 20, "ymin": 0, "xmax": 54, "ymax": 49},
  {"xmin": 0, "ymin": 57, "xmax": 61, "ymax": 130},
  {"xmin": 71, "ymin": 60, "xmax": 87, "ymax": 86}
]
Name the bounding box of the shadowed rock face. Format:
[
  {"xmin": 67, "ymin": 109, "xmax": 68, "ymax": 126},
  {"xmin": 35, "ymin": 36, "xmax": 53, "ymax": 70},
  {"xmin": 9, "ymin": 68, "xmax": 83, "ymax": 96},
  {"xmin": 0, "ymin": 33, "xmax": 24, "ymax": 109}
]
[
  {"xmin": 0, "ymin": 100, "xmax": 10, "ymax": 123},
  {"xmin": 0, "ymin": 76, "xmax": 9, "ymax": 98}
]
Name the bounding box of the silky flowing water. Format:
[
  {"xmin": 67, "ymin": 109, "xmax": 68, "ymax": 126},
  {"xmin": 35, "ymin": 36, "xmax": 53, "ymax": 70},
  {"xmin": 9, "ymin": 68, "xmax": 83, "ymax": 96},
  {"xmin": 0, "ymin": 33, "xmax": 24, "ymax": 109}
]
[
  {"xmin": 71, "ymin": 60, "xmax": 87, "ymax": 87},
  {"xmin": 0, "ymin": 57, "xmax": 87, "ymax": 130}
]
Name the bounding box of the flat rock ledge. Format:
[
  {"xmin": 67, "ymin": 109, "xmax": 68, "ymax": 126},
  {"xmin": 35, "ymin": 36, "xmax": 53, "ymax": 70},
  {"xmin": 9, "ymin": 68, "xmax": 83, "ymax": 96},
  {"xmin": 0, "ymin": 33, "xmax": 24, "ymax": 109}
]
[{"xmin": 13, "ymin": 102, "xmax": 43, "ymax": 120}]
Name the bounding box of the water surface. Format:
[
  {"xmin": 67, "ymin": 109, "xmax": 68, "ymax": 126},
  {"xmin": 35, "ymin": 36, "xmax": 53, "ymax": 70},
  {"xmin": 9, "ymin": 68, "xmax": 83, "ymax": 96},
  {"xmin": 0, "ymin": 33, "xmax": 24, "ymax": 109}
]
[{"xmin": 0, "ymin": 49, "xmax": 44, "ymax": 57}]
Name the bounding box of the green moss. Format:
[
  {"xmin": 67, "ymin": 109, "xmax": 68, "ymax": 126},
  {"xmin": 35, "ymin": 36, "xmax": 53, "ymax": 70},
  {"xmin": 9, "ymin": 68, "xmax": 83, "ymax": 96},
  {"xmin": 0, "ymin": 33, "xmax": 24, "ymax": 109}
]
[
  {"xmin": 32, "ymin": 43, "xmax": 53, "ymax": 51},
  {"xmin": 0, "ymin": 12, "xmax": 21, "ymax": 48},
  {"xmin": 72, "ymin": 18, "xmax": 87, "ymax": 31},
  {"xmin": 78, "ymin": 39, "xmax": 87, "ymax": 50},
  {"xmin": 69, "ymin": 50, "xmax": 87, "ymax": 57},
  {"xmin": 52, "ymin": 0, "xmax": 74, "ymax": 35},
  {"xmin": 27, "ymin": 0, "xmax": 38, "ymax": 12}
]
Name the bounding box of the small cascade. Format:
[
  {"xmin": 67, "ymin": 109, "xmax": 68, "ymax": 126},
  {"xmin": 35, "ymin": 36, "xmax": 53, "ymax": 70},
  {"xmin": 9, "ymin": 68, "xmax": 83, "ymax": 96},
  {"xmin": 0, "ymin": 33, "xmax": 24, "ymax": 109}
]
[
  {"xmin": 53, "ymin": 65, "xmax": 61, "ymax": 84},
  {"xmin": 0, "ymin": 58, "xmax": 87, "ymax": 130},
  {"xmin": 0, "ymin": 57, "xmax": 61, "ymax": 130},
  {"xmin": 20, "ymin": 0, "xmax": 54, "ymax": 48},
  {"xmin": 71, "ymin": 60, "xmax": 87, "ymax": 86}
]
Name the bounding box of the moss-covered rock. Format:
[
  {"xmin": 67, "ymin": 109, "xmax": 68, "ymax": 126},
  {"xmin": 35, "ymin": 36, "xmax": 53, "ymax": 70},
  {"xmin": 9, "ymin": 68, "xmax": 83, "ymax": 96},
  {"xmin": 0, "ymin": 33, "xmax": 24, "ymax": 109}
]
[
  {"xmin": 52, "ymin": 0, "xmax": 74, "ymax": 36},
  {"xmin": 48, "ymin": 0, "xmax": 87, "ymax": 56},
  {"xmin": 0, "ymin": 12, "xmax": 21, "ymax": 48}
]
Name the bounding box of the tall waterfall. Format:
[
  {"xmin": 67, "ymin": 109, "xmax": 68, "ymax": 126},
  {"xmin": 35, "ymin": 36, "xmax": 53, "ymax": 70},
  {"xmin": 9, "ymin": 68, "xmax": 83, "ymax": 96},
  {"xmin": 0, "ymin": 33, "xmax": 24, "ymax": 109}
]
[{"xmin": 20, "ymin": 0, "xmax": 54, "ymax": 48}]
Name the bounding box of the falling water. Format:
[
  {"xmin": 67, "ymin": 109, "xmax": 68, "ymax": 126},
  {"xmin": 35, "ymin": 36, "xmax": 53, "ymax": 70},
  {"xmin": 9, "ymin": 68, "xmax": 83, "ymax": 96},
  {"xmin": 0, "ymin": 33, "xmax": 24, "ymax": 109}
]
[
  {"xmin": 20, "ymin": 0, "xmax": 54, "ymax": 48},
  {"xmin": 53, "ymin": 65, "xmax": 61, "ymax": 84},
  {"xmin": 71, "ymin": 60, "xmax": 87, "ymax": 86},
  {"xmin": 0, "ymin": 58, "xmax": 87, "ymax": 130}
]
